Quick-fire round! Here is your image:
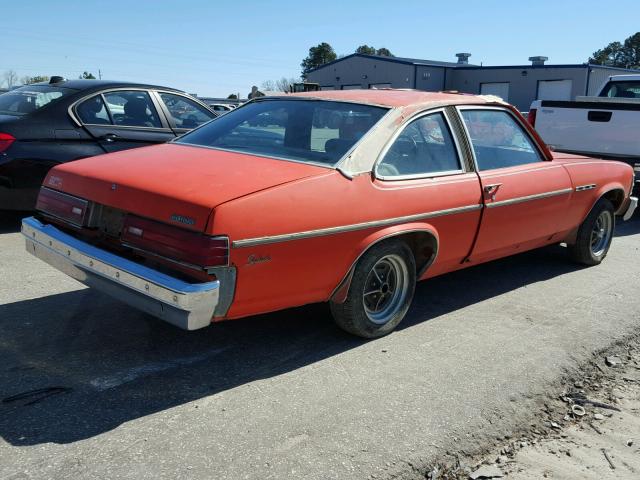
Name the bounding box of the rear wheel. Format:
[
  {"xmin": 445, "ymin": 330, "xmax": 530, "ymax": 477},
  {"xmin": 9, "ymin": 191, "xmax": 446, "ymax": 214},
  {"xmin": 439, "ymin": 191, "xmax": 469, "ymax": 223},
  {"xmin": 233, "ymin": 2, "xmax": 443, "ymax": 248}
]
[
  {"xmin": 330, "ymin": 240, "xmax": 416, "ymax": 338},
  {"xmin": 568, "ymin": 198, "xmax": 615, "ymax": 265}
]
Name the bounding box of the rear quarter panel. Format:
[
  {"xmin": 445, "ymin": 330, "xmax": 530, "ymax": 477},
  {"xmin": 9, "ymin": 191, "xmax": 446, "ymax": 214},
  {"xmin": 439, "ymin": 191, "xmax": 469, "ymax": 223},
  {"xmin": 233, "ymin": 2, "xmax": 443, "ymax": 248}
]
[{"xmin": 211, "ymin": 171, "xmax": 482, "ymax": 319}]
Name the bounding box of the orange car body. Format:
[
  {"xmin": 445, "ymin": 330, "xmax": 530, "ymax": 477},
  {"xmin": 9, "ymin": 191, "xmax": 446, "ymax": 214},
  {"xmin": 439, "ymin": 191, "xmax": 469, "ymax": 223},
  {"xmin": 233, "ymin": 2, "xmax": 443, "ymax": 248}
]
[{"xmin": 23, "ymin": 90, "xmax": 637, "ymax": 329}]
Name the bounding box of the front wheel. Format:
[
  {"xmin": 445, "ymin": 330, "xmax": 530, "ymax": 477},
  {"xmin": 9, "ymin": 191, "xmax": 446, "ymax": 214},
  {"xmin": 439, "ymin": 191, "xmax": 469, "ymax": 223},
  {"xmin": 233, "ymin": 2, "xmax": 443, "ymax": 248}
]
[
  {"xmin": 330, "ymin": 240, "xmax": 416, "ymax": 338},
  {"xmin": 568, "ymin": 198, "xmax": 615, "ymax": 266}
]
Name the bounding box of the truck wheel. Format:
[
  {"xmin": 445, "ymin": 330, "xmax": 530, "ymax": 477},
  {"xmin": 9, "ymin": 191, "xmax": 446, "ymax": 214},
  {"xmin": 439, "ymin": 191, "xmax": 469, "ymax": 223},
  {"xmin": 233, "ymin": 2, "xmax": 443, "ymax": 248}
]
[
  {"xmin": 568, "ymin": 198, "xmax": 615, "ymax": 266},
  {"xmin": 330, "ymin": 240, "xmax": 416, "ymax": 338}
]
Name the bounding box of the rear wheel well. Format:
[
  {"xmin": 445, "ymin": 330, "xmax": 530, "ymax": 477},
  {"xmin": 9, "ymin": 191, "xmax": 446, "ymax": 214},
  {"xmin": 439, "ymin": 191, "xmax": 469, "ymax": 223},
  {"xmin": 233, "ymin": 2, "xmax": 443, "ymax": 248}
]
[
  {"xmin": 391, "ymin": 231, "xmax": 438, "ymax": 276},
  {"xmin": 330, "ymin": 230, "xmax": 438, "ymax": 304}
]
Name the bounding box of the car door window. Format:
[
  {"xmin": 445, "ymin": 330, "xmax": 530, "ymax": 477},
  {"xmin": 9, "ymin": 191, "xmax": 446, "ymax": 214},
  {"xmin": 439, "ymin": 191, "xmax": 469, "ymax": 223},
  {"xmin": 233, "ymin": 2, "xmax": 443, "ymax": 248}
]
[
  {"xmin": 460, "ymin": 109, "xmax": 541, "ymax": 170},
  {"xmin": 377, "ymin": 112, "xmax": 462, "ymax": 178},
  {"xmin": 76, "ymin": 95, "xmax": 112, "ymax": 125},
  {"xmin": 103, "ymin": 91, "xmax": 162, "ymax": 128},
  {"xmin": 159, "ymin": 92, "xmax": 215, "ymax": 129}
]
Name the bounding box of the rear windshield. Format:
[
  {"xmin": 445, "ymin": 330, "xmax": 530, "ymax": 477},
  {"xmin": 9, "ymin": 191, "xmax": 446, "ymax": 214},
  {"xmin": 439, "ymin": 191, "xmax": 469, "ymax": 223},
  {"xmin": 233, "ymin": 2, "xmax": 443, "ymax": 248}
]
[
  {"xmin": 176, "ymin": 99, "xmax": 388, "ymax": 166},
  {"xmin": 0, "ymin": 85, "xmax": 73, "ymax": 116},
  {"xmin": 600, "ymin": 81, "xmax": 640, "ymax": 99}
]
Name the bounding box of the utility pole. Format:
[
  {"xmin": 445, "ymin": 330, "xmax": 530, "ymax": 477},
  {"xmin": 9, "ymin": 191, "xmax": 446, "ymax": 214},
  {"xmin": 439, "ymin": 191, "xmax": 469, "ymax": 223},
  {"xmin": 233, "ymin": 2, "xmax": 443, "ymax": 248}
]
[{"xmin": 98, "ymin": 69, "xmax": 102, "ymax": 80}]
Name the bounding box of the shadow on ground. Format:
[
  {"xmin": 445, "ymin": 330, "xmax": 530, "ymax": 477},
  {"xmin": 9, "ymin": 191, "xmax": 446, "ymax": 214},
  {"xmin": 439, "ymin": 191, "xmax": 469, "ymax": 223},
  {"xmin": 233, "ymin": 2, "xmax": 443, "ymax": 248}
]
[
  {"xmin": 0, "ymin": 237, "xmax": 607, "ymax": 446},
  {"xmin": 0, "ymin": 211, "xmax": 27, "ymax": 234}
]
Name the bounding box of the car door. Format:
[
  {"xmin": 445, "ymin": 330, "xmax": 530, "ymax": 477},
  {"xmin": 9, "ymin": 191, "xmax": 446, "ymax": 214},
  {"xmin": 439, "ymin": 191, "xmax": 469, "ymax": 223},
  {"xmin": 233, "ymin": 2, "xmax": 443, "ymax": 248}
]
[
  {"xmin": 374, "ymin": 108, "xmax": 483, "ymax": 278},
  {"xmin": 153, "ymin": 91, "xmax": 217, "ymax": 136},
  {"xmin": 457, "ymin": 106, "xmax": 573, "ymax": 263},
  {"xmin": 74, "ymin": 89, "xmax": 175, "ymax": 153}
]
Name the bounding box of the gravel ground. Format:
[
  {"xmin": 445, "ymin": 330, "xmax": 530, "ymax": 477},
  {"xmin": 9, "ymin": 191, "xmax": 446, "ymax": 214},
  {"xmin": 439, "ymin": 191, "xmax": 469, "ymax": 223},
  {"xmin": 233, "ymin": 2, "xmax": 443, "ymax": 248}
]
[
  {"xmin": 424, "ymin": 334, "xmax": 640, "ymax": 479},
  {"xmin": 1, "ymin": 211, "xmax": 639, "ymax": 480}
]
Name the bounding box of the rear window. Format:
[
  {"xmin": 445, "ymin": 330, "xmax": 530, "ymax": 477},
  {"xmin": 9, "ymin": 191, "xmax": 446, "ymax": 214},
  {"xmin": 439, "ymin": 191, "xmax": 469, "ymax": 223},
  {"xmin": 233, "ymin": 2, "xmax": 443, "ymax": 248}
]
[
  {"xmin": 176, "ymin": 99, "xmax": 388, "ymax": 166},
  {"xmin": 0, "ymin": 85, "xmax": 72, "ymax": 116},
  {"xmin": 600, "ymin": 81, "xmax": 640, "ymax": 99}
]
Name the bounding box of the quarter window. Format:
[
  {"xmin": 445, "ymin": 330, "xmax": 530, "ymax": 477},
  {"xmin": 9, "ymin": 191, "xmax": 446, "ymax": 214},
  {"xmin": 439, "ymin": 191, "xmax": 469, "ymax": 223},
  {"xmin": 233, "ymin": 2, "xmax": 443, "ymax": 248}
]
[
  {"xmin": 460, "ymin": 109, "xmax": 541, "ymax": 171},
  {"xmin": 76, "ymin": 95, "xmax": 111, "ymax": 125},
  {"xmin": 103, "ymin": 91, "xmax": 162, "ymax": 128},
  {"xmin": 159, "ymin": 93, "xmax": 215, "ymax": 129},
  {"xmin": 378, "ymin": 112, "xmax": 461, "ymax": 178}
]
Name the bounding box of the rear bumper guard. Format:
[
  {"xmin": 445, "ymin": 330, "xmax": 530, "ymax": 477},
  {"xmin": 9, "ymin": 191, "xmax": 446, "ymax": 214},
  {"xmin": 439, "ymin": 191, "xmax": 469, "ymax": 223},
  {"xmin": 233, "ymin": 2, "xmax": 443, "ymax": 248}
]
[{"xmin": 22, "ymin": 217, "xmax": 231, "ymax": 330}]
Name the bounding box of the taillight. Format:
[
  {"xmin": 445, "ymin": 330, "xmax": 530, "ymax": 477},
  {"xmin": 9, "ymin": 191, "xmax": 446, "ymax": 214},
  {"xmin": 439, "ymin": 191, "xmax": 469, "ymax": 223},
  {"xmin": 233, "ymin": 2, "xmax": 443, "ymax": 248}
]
[
  {"xmin": 0, "ymin": 133, "xmax": 15, "ymax": 153},
  {"xmin": 36, "ymin": 188, "xmax": 90, "ymax": 226},
  {"xmin": 527, "ymin": 108, "xmax": 537, "ymax": 127},
  {"xmin": 122, "ymin": 215, "xmax": 228, "ymax": 269}
]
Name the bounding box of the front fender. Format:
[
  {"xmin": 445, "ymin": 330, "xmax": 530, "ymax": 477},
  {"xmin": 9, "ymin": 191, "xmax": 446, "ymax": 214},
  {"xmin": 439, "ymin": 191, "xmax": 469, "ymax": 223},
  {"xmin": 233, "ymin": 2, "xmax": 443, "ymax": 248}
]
[{"xmin": 329, "ymin": 222, "xmax": 439, "ymax": 303}]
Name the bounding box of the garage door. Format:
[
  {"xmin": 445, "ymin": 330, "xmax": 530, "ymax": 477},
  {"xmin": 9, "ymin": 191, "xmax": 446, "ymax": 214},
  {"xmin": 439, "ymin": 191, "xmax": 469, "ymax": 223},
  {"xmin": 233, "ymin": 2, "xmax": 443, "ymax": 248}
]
[
  {"xmin": 480, "ymin": 82, "xmax": 510, "ymax": 101},
  {"xmin": 537, "ymin": 80, "xmax": 573, "ymax": 101}
]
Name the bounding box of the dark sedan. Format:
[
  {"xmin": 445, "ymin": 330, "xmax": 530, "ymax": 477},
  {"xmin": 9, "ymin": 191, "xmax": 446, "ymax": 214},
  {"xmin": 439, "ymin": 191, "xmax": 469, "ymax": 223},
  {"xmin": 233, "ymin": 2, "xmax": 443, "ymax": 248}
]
[{"xmin": 0, "ymin": 77, "xmax": 218, "ymax": 210}]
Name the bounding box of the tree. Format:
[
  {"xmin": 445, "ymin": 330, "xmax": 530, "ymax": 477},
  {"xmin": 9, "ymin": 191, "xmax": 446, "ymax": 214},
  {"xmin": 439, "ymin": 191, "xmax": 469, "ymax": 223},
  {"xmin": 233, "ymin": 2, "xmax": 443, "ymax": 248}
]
[
  {"xmin": 589, "ymin": 32, "xmax": 640, "ymax": 69},
  {"xmin": 261, "ymin": 79, "xmax": 277, "ymax": 91},
  {"xmin": 2, "ymin": 70, "xmax": 18, "ymax": 88},
  {"xmin": 227, "ymin": 94, "xmax": 238, "ymax": 100},
  {"xmin": 262, "ymin": 77, "xmax": 300, "ymax": 93},
  {"xmin": 21, "ymin": 75, "xmax": 50, "ymax": 85},
  {"xmin": 356, "ymin": 45, "xmax": 376, "ymax": 55},
  {"xmin": 375, "ymin": 47, "xmax": 394, "ymax": 57},
  {"xmin": 301, "ymin": 42, "xmax": 337, "ymax": 76},
  {"xmin": 80, "ymin": 71, "xmax": 96, "ymax": 79}
]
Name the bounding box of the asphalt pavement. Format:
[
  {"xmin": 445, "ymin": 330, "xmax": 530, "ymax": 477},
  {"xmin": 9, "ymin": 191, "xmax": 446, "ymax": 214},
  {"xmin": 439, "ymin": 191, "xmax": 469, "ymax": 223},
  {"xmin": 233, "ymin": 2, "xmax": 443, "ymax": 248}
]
[{"xmin": 1, "ymin": 211, "xmax": 639, "ymax": 479}]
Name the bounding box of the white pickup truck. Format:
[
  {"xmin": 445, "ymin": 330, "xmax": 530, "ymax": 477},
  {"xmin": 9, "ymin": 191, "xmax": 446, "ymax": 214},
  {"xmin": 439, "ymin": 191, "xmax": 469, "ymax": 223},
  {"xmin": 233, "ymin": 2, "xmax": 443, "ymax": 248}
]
[{"xmin": 529, "ymin": 74, "xmax": 640, "ymax": 160}]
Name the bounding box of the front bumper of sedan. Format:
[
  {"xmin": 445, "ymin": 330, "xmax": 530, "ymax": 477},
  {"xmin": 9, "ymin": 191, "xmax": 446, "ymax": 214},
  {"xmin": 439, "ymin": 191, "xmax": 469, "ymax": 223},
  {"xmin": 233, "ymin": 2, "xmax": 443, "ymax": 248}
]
[
  {"xmin": 622, "ymin": 196, "xmax": 638, "ymax": 221},
  {"xmin": 22, "ymin": 216, "xmax": 225, "ymax": 330}
]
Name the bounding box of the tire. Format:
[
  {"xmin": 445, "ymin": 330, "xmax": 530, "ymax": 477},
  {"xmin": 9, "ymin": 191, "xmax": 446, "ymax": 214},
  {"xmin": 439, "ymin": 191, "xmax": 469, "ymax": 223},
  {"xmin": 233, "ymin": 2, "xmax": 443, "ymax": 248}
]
[
  {"xmin": 568, "ymin": 198, "xmax": 615, "ymax": 266},
  {"xmin": 330, "ymin": 240, "xmax": 416, "ymax": 338}
]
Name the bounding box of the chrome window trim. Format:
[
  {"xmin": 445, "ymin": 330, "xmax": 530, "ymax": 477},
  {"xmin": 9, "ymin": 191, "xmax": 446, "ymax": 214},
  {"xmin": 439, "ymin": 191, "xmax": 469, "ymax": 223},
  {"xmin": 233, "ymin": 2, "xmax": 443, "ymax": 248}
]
[
  {"xmin": 454, "ymin": 105, "xmax": 547, "ymax": 172},
  {"xmin": 485, "ymin": 188, "xmax": 573, "ymax": 209},
  {"xmin": 175, "ymin": 143, "xmax": 336, "ymax": 170},
  {"xmin": 231, "ymin": 203, "xmax": 482, "ymax": 248},
  {"xmin": 373, "ymin": 107, "xmax": 467, "ymax": 182},
  {"xmin": 68, "ymin": 87, "xmax": 179, "ymax": 129}
]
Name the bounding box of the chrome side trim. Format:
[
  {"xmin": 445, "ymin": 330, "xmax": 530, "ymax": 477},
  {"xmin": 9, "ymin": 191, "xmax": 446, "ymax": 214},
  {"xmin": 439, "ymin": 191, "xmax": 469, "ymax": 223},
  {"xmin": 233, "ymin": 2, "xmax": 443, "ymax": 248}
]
[
  {"xmin": 486, "ymin": 188, "xmax": 572, "ymax": 209},
  {"xmin": 575, "ymin": 184, "xmax": 597, "ymax": 192},
  {"xmin": 232, "ymin": 204, "xmax": 482, "ymax": 248},
  {"xmin": 22, "ymin": 217, "xmax": 227, "ymax": 330}
]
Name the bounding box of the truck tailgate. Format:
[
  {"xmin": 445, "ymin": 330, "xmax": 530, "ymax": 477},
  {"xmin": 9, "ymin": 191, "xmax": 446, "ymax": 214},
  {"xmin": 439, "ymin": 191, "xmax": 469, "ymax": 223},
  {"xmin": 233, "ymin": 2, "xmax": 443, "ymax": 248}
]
[{"xmin": 535, "ymin": 100, "xmax": 640, "ymax": 157}]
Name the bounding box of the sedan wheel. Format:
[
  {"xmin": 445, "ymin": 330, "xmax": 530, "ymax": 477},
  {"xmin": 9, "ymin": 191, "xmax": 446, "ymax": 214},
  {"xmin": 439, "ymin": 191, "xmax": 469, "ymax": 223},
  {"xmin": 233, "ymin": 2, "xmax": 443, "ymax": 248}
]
[
  {"xmin": 569, "ymin": 197, "xmax": 615, "ymax": 266},
  {"xmin": 330, "ymin": 240, "xmax": 416, "ymax": 338},
  {"xmin": 363, "ymin": 254, "xmax": 410, "ymax": 325}
]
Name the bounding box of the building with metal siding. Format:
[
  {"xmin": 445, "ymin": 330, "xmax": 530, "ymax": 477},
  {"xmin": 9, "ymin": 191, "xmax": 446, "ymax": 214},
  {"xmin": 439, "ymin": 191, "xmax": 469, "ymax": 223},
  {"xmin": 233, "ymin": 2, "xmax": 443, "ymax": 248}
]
[{"xmin": 306, "ymin": 53, "xmax": 635, "ymax": 111}]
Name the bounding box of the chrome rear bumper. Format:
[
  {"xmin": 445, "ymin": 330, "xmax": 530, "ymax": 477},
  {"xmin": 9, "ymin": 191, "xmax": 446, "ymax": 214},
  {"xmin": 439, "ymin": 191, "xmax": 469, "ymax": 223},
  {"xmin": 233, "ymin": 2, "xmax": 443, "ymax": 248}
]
[{"xmin": 22, "ymin": 217, "xmax": 223, "ymax": 330}]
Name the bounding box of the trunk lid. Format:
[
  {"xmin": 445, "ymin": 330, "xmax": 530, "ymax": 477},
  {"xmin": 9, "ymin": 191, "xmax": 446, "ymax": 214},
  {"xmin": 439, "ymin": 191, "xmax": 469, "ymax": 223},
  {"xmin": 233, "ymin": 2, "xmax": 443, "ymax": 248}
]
[{"xmin": 43, "ymin": 143, "xmax": 328, "ymax": 231}]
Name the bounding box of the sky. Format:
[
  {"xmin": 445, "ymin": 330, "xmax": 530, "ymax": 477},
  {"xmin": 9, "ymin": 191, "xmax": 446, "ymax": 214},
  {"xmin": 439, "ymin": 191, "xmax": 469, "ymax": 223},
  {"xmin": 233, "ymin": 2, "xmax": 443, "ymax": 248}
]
[{"xmin": 1, "ymin": 0, "xmax": 638, "ymax": 98}]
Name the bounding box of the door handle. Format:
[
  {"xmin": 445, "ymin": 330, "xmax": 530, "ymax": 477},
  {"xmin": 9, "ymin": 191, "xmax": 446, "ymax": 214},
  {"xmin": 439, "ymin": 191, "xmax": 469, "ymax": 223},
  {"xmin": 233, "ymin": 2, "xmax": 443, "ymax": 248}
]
[
  {"xmin": 101, "ymin": 133, "xmax": 119, "ymax": 142},
  {"xmin": 483, "ymin": 183, "xmax": 502, "ymax": 200}
]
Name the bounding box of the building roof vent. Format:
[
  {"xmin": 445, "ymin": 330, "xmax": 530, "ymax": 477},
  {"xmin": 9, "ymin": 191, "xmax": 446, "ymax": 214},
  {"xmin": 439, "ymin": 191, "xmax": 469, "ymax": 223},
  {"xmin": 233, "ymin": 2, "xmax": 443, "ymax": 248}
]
[
  {"xmin": 455, "ymin": 53, "xmax": 472, "ymax": 64},
  {"xmin": 529, "ymin": 56, "xmax": 548, "ymax": 66}
]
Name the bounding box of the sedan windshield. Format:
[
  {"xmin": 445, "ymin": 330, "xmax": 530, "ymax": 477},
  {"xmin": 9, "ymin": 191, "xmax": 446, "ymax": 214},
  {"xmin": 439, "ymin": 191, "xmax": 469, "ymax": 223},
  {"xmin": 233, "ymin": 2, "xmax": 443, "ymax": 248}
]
[
  {"xmin": 176, "ymin": 99, "xmax": 388, "ymax": 166},
  {"xmin": 0, "ymin": 85, "xmax": 73, "ymax": 116}
]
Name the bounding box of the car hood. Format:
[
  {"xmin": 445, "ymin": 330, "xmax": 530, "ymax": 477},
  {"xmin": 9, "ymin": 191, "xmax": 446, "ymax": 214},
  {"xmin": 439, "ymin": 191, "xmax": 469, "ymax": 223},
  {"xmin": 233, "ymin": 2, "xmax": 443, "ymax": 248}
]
[{"xmin": 43, "ymin": 143, "xmax": 328, "ymax": 231}]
